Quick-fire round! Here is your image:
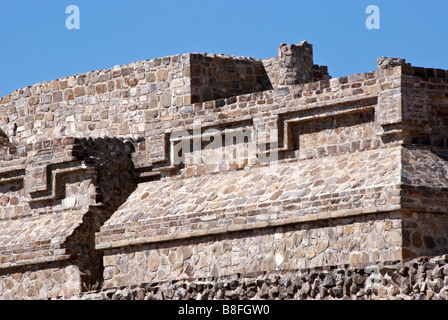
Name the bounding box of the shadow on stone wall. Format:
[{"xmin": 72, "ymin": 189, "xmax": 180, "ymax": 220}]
[{"xmin": 65, "ymin": 137, "xmax": 138, "ymax": 290}]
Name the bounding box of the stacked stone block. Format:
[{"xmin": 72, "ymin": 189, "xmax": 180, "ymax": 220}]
[
  {"xmin": 0, "ymin": 42, "xmax": 448, "ymax": 300},
  {"xmin": 75, "ymin": 255, "xmax": 448, "ymax": 300}
]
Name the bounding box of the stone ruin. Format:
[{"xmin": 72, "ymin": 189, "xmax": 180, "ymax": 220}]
[{"xmin": 1, "ymin": 41, "xmax": 448, "ymax": 299}]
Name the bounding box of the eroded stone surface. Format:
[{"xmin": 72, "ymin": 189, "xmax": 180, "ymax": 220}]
[
  {"xmin": 1, "ymin": 42, "xmax": 448, "ymax": 299},
  {"xmin": 75, "ymin": 255, "xmax": 448, "ymax": 300}
]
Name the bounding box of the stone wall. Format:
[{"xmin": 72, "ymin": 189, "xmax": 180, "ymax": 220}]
[
  {"xmin": 1, "ymin": 42, "xmax": 448, "ymax": 300},
  {"xmin": 189, "ymin": 53, "xmax": 271, "ymax": 103},
  {"xmin": 75, "ymin": 254, "xmax": 448, "ymax": 300},
  {"xmin": 97, "ymin": 211, "xmax": 448, "ymax": 291},
  {"xmin": 401, "ymin": 212, "xmax": 448, "ymax": 259},
  {"xmin": 0, "ymin": 54, "xmax": 190, "ymax": 145},
  {"xmin": 0, "ymin": 52, "xmax": 279, "ymax": 170},
  {"xmin": 101, "ymin": 212, "xmax": 405, "ymax": 289},
  {"xmin": 262, "ymin": 41, "xmax": 330, "ymax": 87},
  {"xmin": 0, "ymin": 261, "xmax": 81, "ymax": 299}
]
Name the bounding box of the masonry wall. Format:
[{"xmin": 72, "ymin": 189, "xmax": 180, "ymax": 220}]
[
  {"xmin": 262, "ymin": 41, "xmax": 330, "ymax": 87},
  {"xmin": 101, "ymin": 213, "xmax": 405, "ymax": 289},
  {"xmin": 0, "ymin": 137, "xmax": 138, "ymax": 298},
  {"xmin": 76, "ymin": 254, "xmax": 448, "ymax": 300},
  {"xmin": 0, "ymin": 261, "xmax": 81, "ymax": 299},
  {"xmin": 141, "ymin": 66, "xmax": 390, "ymax": 180},
  {"xmin": 1, "ymin": 44, "xmax": 448, "ymax": 300},
  {"xmin": 94, "ymin": 61, "xmax": 448, "ymax": 296},
  {"xmin": 98, "ymin": 211, "xmax": 448, "ymax": 290},
  {"xmin": 398, "ymin": 65, "xmax": 448, "ymax": 260},
  {"xmin": 0, "ymin": 43, "xmax": 330, "ymax": 299},
  {"xmin": 401, "ymin": 212, "xmax": 448, "ymax": 260},
  {"xmin": 0, "ymin": 52, "xmax": 273, "ymax": 170},
  {"xmin": 189, "ymin": 53, "xmax": 271, "ymax": 103},
  {"xmin": 95, "ymin": 65, "xmax": 403, "ymax": 288}
]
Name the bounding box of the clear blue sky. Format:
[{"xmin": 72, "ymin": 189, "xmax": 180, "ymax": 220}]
[{"xmin": 1, "ymin": 0, "xmax": 448, "ymax": 97}]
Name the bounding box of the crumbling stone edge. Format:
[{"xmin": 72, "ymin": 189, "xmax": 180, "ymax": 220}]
[{"xmin": 73, "ymin": 254, "xmax": 448, "ymax": 300}]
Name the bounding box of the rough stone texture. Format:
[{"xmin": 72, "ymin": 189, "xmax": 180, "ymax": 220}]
[
  {"xmin": 263, "ymin": 41, "xmax": 330, "ymax": 86},
  {"xmin": 74, "ymin": 255, "xmax": 448, "ymax": 300},
  {"xmin": 1, "ymin": 42, "xmax": 448, "ymax": 299},
  {"xmin": 0, "ymin": 137, "xmax": 137, "ymax": 295},
  {"xmin": 100, "ymin": 213, "xmax": 405, "ymax": 289},
  {"xmin": 0, "ymin": 262, "xmax": 81, "ymax": 300}
]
